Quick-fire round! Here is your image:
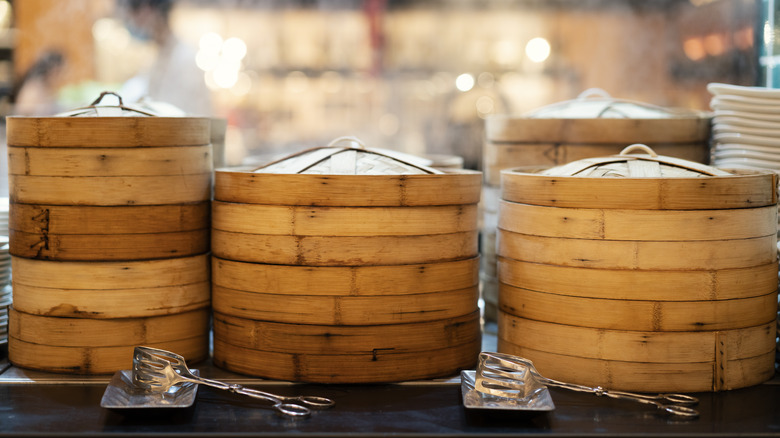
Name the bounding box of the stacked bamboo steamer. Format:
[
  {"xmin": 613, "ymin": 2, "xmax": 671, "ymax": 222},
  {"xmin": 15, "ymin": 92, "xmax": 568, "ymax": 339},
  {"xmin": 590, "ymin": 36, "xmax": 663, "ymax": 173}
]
[
  {"xmin": 498, "ymin": 144, "xmax": 778, "ymax": 392},
  {"xmin": 6, "ymin": 92, "xmax": 212, "ymax": 374},
  {"xmin": 481, "ymin": 90, "xmax": 711, "ymax": 321},
  {"xmin": 212, "ymin": 138, "xmax": 482, "ymax": 383}
]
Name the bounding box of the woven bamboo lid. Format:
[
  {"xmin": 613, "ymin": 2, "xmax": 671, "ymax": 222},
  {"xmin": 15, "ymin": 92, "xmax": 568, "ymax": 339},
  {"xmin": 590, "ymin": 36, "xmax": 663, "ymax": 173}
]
[
  {"xmin": 540, "ymin": 144, "xmax": 730, "ymax": 178},
  {"xmin": 486, "ymin": 89, "xmax": 710, "ymax": 143},
  {"xmin": 7, "ymin": 91, "xmax": 209, "ymax": 147},
  {"xmin": 215, "ymin": 137, "xmax": 481, "ymax": 206},
  {"xmin": 255, "ymin": 137, "xmax": 444, "ymax": 175},
  {"xmin": 501, "ymin": 145, "xmax": 777, "ymax": 209}
]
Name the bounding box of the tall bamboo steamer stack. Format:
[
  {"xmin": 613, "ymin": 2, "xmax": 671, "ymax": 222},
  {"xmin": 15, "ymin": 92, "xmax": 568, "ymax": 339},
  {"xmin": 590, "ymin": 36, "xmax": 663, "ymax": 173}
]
[
  {"xmin": 5, "ymin": 93, "xmax": 212, "ymax": 374},
  {"xmin": 212, "ymin": 137, "xmax": 482, "ymax": 383},
  {"xmin": 481, "ymin": 91, "xmax": 711, "ymax": 322},
  {"xmin": 497, "ymin": 144, "xmax": 778, "ymax": 392}
]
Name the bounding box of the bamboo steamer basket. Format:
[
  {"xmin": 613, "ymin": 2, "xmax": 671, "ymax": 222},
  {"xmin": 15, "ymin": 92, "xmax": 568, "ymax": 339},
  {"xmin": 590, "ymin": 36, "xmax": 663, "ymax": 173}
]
[
  {"xmin": 6, "ymin": 92, "xmax": 211, "ymax": 261},
  {"xmin": 497, "ymin": 144, "xmax": 778, "ymax": 392},
  {"xmin": 480, "ymin": 92, "xmax": 712, "ymax": 323},
  {"xmin": 8, "ymin": 307, "xmax": 209, "ymax": 374},
  {"xmin": 212, "ymin": 137, "xmax": 482, "ymax": 382},
  {"xmin": 10, "ymin": 254, "xmax": 210, "ymax": 319}
]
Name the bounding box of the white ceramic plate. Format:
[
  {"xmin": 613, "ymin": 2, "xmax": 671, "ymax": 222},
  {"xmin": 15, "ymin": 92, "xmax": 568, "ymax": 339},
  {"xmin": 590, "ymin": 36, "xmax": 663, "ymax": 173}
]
[
  {"xmin": 713, "ymin": 148, "xmax": 780, "ymax": 163},
  {"xmin": 713, "ymin": 132, "xmax": 780, "ymax": 148},
  {"xmin": 712, "ymin": 109, "xmax": 780, "ymax": 123},
  {"xmin": 710, "ymin": 93, "xmax": 780, "ymax": 107},
  {"xmin": 713, "ymin": 116, "xmax": 780, "ymax": 130},
  {"xmin": 710, "ymin": 99, "xmax": 780, "ymax": 114},
  {"xmin": 713, "ymin": 157, "xmax": 780, "ymax": 170},
  {"xmin": 708, "ymin": 82, "xmax": 780, "ymax": 99},
  {"xmin": 712, "ymin": 123, "xmax": 780, "ymax": 138}
]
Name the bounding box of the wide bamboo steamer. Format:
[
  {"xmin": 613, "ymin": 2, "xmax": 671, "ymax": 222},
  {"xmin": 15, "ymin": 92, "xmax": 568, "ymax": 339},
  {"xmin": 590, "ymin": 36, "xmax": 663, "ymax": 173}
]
[
  {"xmin": 9, "ymin": 203, "xmax": 209, "ymax": 260},
  {"xmin": 8, "ymin": 307, "xmax": 209, "ymax": 374},
  {"xmin": 10, "ymin": 254, "xmax": 210, "ymax": 319},
  {"xmin": 497, "ymin": 145, "xmax": 778, "ymax": 392},
  {"xmin": 212, "ymin": 311, "xmax": 480, "ymax": 383},
  {"xmin": 212, "ymin": 139, "xmax": 482, "ymax": 382}
]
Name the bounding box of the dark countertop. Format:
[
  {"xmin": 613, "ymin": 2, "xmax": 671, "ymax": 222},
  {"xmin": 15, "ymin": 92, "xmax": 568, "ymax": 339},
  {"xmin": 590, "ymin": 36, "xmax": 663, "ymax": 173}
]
[{"xmin": 1, "ymin": 337, "xmax": 779, "ymax": 438}]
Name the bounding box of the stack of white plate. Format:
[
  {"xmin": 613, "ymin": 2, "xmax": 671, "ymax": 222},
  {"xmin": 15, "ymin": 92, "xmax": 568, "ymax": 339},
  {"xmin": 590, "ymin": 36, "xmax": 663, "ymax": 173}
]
[{"xmin": 708, "ymin": 83, "xmax": 780, "ymax": 172}]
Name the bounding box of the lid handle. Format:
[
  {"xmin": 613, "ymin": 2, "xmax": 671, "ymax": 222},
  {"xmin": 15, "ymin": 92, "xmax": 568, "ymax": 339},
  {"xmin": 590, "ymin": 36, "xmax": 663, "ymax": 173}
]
[
  {"xmin": 620, "ymin": 144, "xmax": 658, "ymax": 157},
  {"xmin": 90, "ymin": 91, "xmax": 124, "ymax": 107},
  {"xmin": 327, "ymin": 136, "xmax": 367, "ymax": 149}
]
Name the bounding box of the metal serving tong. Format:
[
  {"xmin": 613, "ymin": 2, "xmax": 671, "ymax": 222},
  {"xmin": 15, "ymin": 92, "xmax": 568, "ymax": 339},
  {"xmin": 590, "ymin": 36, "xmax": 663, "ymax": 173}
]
[
  {"xmin": 132, "ymin": 346, "xmax": 335, "ymax": 417},
  {"xmin": 475, "ymin": 352, "xmax": 699, "ymax": 418}
]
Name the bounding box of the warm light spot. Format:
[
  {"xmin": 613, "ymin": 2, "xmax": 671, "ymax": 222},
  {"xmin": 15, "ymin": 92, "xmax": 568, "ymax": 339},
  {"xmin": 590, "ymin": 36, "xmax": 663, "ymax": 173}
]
[
  {"xmin": 683, "ymin": 37, "xmax": 706, "ymax": 61},
  {"xmin": 525, "ymin": 37, "xmax": 551, "ymax": 63},
  {"xmin": 703, "ymin": 33, "xmax": 727, "ymax": 56},
  {"xmin": 455, "ymin": 73, "xmax": 475, "ymax": 92}
]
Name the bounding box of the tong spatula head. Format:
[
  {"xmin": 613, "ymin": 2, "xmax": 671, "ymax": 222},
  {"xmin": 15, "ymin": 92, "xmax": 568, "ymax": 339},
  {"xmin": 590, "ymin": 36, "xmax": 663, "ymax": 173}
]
[
  {"xmin": 474, "ymin": 352, "xmax": 547, "ymax": 400},
  {"xmin": 131, "ymin": 346, "xmax": 192, "ymax": 393}
]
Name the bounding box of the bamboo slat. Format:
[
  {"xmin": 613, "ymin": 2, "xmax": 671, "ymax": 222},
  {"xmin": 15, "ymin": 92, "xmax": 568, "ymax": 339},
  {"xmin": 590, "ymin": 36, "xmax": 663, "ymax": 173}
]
[
  {"xmin": 12, "ymin": 282, "xmax": 210, "ymax": 319},
  {"xmin": 214, "ymin": 170, "xmax": 481, "ymax": 206},
  {"xmin": 212, "ymin": 336, "xmax": 480, "ymax": 383},
  {"xmin": 10, "ymin": 202, "xmax": 210, "ymax": 234},
  {"xmin": 7, "ymin": 334, "xmax": 208, "ymax": 375},
  {"xmin": 498, "ymin": 312, "xmax": 775, "ymax": 364},
  {"xmin": 212, "ymin": 230, "xmax": 478, "ymax": 266},
  {"xmin": 497, "ymin": 339, "xmax": 775, "ymax": 392},
  {"xmin": 212, "ymin": 285, "xmax": 479, "ymax": 325},
  {"xmin": 497, "ymin": 229, "xmax": 777, "ymax": 270},
  {"xmin": 212, "ymin": 311, "xmax": 480, "ymax": 354},
  {"xmin": 9, "ymin": 307, "xmax": 210, "ymax": 347},
  {"xmin": 212, "ymin": 202, "xmax": 477, "ymax": 236},
  {"xmin": 10, "ymin": 229, "xmax": 209, "ymax": 260},
  {"xmin": 6, "ymin": 117, "xmax": 210, "ymax": 147},
  {"xmin": 10, "ymin": 174, "xmax": 212, "ymax": 205},
  {"xmin": 497, "ymin": 258, "xmax": 778, "ymax": 301},
  {"xmin": 498, "ymin": 201, "xmax": 777, "ymax": 241},
  {"xmin": 499, "ymin": 282, "xmax": 778, "ymax": 331},
  {"xmin": 7, "ymin": 145, "xmax": 212, "ymax": 176},
  {"xmin": 500, "ymin": 168, "xmax": 777, "ymax": 210},
  {"xmin": 212, "ymin": 257, "xmax": 479, "ymax": 296},
  {"xmin": 11, "ymin": 254, "xmax": 209, "ymax": 290}
]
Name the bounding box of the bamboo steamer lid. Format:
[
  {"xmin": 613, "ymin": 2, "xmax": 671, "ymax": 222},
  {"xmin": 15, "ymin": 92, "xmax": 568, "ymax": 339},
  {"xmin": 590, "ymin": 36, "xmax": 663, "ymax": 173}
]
[
  {"xmin": 215, "ymin": 138, "xmax": 480, "ymax": 207},
  {"xmin": 483, "ymin": 90, "xmax": 712, "ymax": 187},
  {"xmin": 501, "ymin": 144, "xmax": 777, "ymax": 209},
  {"xmin": 7, "ymin": 92, "xmax": 212, "ymax": 206},
  {"xmin": 497, "ymin": 144, "xmax": 778, "ymax": 392}
]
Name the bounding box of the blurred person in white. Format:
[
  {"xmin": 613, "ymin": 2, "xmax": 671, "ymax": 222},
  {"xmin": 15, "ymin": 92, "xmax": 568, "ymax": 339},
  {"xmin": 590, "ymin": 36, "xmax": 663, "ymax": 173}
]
[
  {"xmin": 118, "ymin": 0, "xmax": 212, "ymax": 116},
  {"xmin": 14, "ymin": 50, "xmax": 65, "ymax": 116}
]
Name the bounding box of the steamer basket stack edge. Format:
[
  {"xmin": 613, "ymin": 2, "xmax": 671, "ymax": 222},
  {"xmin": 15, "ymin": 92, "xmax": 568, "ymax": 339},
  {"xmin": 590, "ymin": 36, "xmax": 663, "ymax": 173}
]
[{"xmin": 5, "ymin": 93, "xmax": 212, "ymax": 374}]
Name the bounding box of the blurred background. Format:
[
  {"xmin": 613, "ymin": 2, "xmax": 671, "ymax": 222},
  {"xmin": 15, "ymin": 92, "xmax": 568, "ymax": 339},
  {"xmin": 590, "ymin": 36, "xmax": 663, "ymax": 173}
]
[{"xmin": 0, "ymin": 0, "xmax": 767, "ymax": 170}]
